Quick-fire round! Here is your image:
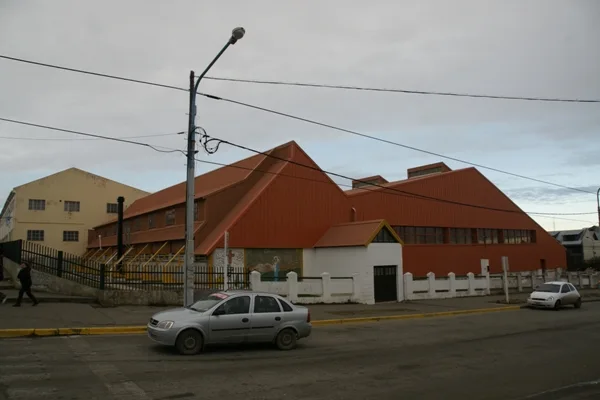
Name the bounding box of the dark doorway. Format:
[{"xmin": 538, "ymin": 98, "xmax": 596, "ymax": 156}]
[
  {"xmin": 540, "ymin": 259, "xmax": 546, "ymax": 273},
  {"xmin": 373, "ymin": 265, "xmax": 398, "ymax": 303}
]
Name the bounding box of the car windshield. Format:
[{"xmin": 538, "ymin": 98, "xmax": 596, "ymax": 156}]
[
  {"xmin": 534, "ymin": 283, "xmax": 561, "ymax": 293},
  {"xmin": 188, "ymin": 292, "xmax": 230, "ymax": 312}
]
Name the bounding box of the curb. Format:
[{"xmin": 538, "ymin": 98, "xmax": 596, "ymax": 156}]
[
  {"xmin": 0, "ymin": 326, "xmax": 146, "ymax": 338},
  {"xmin": 0, "ymin": 305, "xmax": 521, "ymax": 338}
]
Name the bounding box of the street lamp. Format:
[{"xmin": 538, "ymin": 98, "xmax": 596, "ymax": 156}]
[
  {"xmin": 597, "ymin": 187, "xmax": 600, "ymax": 228},
  {"xmin": 183, "ymin": 27, "xmax": 246, "ymax": 307}
]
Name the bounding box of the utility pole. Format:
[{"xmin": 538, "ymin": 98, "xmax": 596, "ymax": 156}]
[
  {"xmin": 183, "ymin": 27, "xmax": 246, "ymax": 307},
  {"xmin": 596, "ymin": 188, "xmax": 600, "ymax": 228}
]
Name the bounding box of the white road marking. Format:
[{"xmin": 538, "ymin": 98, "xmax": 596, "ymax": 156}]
[
  {"xmin": 0, "ymin": 372, "xmax": 50, "ymax": 385},
  {"xmin": 6, "ymin": 387, "xmax": 58, "ymax": 399},
  {"xmin": 65, "ymin": 336, "xmax": 151, "ymax": 400}
]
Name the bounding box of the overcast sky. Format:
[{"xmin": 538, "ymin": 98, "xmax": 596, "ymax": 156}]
[{"xmin": 0, "ymin": 0, "xmax": 598, "ymax": 231}]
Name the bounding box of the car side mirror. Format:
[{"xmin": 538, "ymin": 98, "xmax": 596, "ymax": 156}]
[{"xmin": 213, "ymin": 308, "xmax": 225, "ymax": 316}]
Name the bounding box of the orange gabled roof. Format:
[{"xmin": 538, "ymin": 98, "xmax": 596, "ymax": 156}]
[
  {"xmin": 88, "ymin": 222, "xmax": 205, "ymax": 248},
  {"xmin": 314, "ymin": 219, "xmax": 401, "ymax": 248},
  {"xmin": 94, "ymin": 151, "xmax": 269, "ymax": 228},
  {"xmin": 344, "ymin": 167, "xmax": 471, "ymax": 197},
  {"xmin": 195, "ymin": 141, "xmax": 308, "ymax": 255}
]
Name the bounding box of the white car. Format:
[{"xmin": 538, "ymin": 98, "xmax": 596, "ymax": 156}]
[{"xmin": 527, "ymin": 281, "xmax": 582, "ymax": 310}]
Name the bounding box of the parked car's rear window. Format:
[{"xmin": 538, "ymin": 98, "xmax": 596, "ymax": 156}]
[{"xmin": 278, "ymin": 298, "xmax": 293, "ymax": 312}]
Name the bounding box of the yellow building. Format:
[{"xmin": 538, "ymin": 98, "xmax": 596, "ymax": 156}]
[{"xmin": 0, "ymin": 168, "xmax": 149, "ymax": 255}]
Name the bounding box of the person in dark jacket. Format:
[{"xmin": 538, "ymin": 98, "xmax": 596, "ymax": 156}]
[{"xmin": 14, "ymin": 261, "xmax": 38, "ymax": 307}]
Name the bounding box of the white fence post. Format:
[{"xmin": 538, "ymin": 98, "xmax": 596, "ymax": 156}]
[
  {"xmin": 517, "ymin": 272, "xmax": 523, "ymax": 293},
  {"xmin": 250, "ymin": 271, "xmax": 261, "ymax": 291},
  {"xmin": 467, "ymin": 272, "xmax": 476, "ymax": 296},
  {"xmin": 578, "ymin": 271, "xmax": 583, "ymax": 288},
  {"xmin": 484, "ymin": 272, "xmax": 491, "ymax": 295},
  {"xmin": 351, "ymin": 273, "xmax": 360, "ymax": 302},
  {"xmin": 286, "ymin": 271, "xmax": 298, "ymax": 303},
  {"xmin": 404, "ymin": 273, "xmax": 413, "ymax": 300},
  {"xmin": 448, "ymin": 272, "xmax": 456, "ymax": 297},
  {"xmin": 591, "ymin": 273, "xmax": 599, "ymax": 289},
  {"xmin": 321, "ymin": 272, "xmax": 332, "ymax": 302},
  {"xmin": 427, "ymin": 272, "xmax": 436, "ymax": 297}
]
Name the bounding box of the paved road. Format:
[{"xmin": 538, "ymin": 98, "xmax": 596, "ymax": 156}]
[{"xmin": 1, "ymin": 304, "xmax": 600, "ymax": 400}]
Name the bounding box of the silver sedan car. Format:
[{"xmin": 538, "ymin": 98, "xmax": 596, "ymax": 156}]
[
  {"xmin": 527, "ymin": 281, "xmax": 582, "ymax": 310},
  {"xmin": 147, "ymin": 290, "xmax": 312, "ymax": 355}
]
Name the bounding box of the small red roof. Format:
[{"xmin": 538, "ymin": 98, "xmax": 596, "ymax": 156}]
[{"xmin": 314, "ymin": 219, "xmax": 401, "ymax": 248}]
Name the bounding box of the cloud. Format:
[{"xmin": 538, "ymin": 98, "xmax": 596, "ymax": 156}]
[
  {"xmin": 0, "ymin": 0, "xmax": 598, "ymax": 213},
  {"xmin": 506, "ymin": 185, "xmax": 598, "ymax": 204}
]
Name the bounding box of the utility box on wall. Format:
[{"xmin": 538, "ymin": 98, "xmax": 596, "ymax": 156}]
[{"xmin": 480, "ymin": 259, "xmax": 489, "ymax": 275}]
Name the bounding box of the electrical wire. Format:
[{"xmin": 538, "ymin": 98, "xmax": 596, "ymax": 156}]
[
  {"xmin": 0, "ymin": 55, "xmax": 187, "ymax": 93},
  {"xmin": 0, "ymin": 117, "xmax": 185, "ymax": 155},
  {"xmin": 193, "ymin": 156, "xmax": 597, "ymax": 221},
  {"xmin": 0, "ymin": 112, "xmax": 591, "ymax": 218},
  {"xmin": 0, "ymin": 132, "xmax": 183, "ymax": 141},
  {"xmin": 203, "ymin": 94, "xmax": 598, "ymax": 196},
  {"xmin": 196, "ymin": 135, "xmax": 597, "ymax": 217},
  {"xmin": 1, "ymin": 53, "xmax": 596, "ymax": 195},
  {"xmin": 202, "ymin": 76, "xmax": 600, "ymax": 103}
]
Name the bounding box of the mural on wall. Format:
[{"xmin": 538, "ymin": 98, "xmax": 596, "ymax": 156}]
[
  {"xmin": 212, "ymin": 248, "xmax": 244, "ymax": 270},
  {"xmin": 245, "ymin": 248, "xmax": 303, "ymax": 281}
]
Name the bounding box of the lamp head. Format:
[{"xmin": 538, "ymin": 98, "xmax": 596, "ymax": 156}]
[{"xmin": 230, "ymin": 27, "xmax": 245, "ymax": 44}]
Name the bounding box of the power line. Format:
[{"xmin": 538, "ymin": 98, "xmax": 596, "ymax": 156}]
[
  {"xmin": 0, "ymin": 132, "xmax": 183, "ymax": 141},
  {"xmin": 1, "ymin": 53, "xmax": 595, "ymax": 195},
  {"xmin": 194, "ymin": 138, "xmax": 597, "ymax": 217},
  {"xmin": 530, "ymin": 215, "xmax": 598, "ymax": 224},
  {"xmin": 203, "ymin": 76, "xmax": 600, "ymax": 103},
  {"xmin": 0, "ymin": 112, "xmax": 591, "ymax": 219},
  {"xmin": 0, "ymin": 55, "xmax": 187, "ymax": 93},
  {"xmin": 0, "ymin": 117, "xmax": 185, "ymax": 155},
  {"xmin": 6, "ymin": 53, "xmax": 599, "ymax": 103},
  {"xmin": 204, "ymin": 95, "xmax": 597, "ymax": 196}
]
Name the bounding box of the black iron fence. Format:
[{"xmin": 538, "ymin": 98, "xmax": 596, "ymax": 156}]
[{"xmin": 3, "ymin": 240, "xmax": 250, "ymax": 291}]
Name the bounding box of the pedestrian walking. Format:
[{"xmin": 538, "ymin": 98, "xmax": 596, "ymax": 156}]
[{"xmin": 13, "ymin": 261, "xmax": 38, "ymax": 307}]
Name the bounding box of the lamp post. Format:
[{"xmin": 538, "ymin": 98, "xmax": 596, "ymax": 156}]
[
  {"xmin": 597, "ymin": 187, "xmax": 600, "ymax": 228},
  {"xmin": 183, "ymin": 27, "xmax": 246, "ymax": 307}
]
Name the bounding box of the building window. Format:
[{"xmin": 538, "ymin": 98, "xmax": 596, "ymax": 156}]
[
  {"xmin": 133, "ymin": 218, "xmax": 141, "ymax": 232},
  {"xmin": 63, "ymin": 231, "xmax": 79, "ymax": 242},
  {"xmin": 416, "ymin": 227, "xmax": 443, "ymax": 244},
  {"xmin": 165, "ymin": 209, "xmax": 176, "ymax": 226},
  {"xmin": 393, "ymin": 226, "xmax": 443, "ymax": 244},
  {"xmin": 502, "ymin": 229, "xmax": 535, "ymax": 244},
  {"xmin": 393, "ymin": 226, "xmax": 414, "ymax": 244},
  {"xmin": 148, "ymin": 213, "xmax": 155, "ymax": 229},
  {"xmin": 28, "ymin": 199, "xmax": 45, "ymax": 211},
  {"xmin": 372, "ymin": 227, "xmax": 398, "ymax": 243},
  {"xmin": 106, "ymin": 203, "xmax": 118, "ymax": 214},
  {"xmin": 477, "ymin": 229, "xmax": 499, "ymax": 244},
  {"xmin": 64, "ymin": 201, "xmax": 80, "ymax": 212},
  {"xmin": 194, "ymin": 201, "xmax": 199, "ymax": 221},
  {"xmin": 27, "ymin": 230, "xmax": 44, "ymax": 241},
  {"xmin": 449, "ymin": 228, "xmax": 472, "ymax": 244}
]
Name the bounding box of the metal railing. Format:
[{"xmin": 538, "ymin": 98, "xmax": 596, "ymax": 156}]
[{"xmin": 5, "ymin": 240, "xmax": 250, "ymax": 292}]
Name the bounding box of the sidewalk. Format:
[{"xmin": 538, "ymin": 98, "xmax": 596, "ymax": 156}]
[
  {"xmin": 1, "ymin": 289, "xmax": 598, "ymax": 331},
  {"xmin": 0, "ymin": 289, "xmax": 97, "ymax": 304}
]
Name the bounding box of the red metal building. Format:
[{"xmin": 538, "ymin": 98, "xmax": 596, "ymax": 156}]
[{"xmin": 87, "ymin": 141, "xmax": 566, "ymax": 276}]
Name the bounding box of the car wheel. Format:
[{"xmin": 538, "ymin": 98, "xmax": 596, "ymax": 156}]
[
  {"xmin": 175, "ymin": 329, "xmax": 204, "ymax": 355},
  {"xmin": 275, "ymin": 328, "xmax": 297, "ymax": 351},
  {"xmin": 553, "ymin": 299, "xmax": 561, "ymax": 311},
  {"xmin": 574, "ymin": 298, "xmax": 582, "ymax": 309}
]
